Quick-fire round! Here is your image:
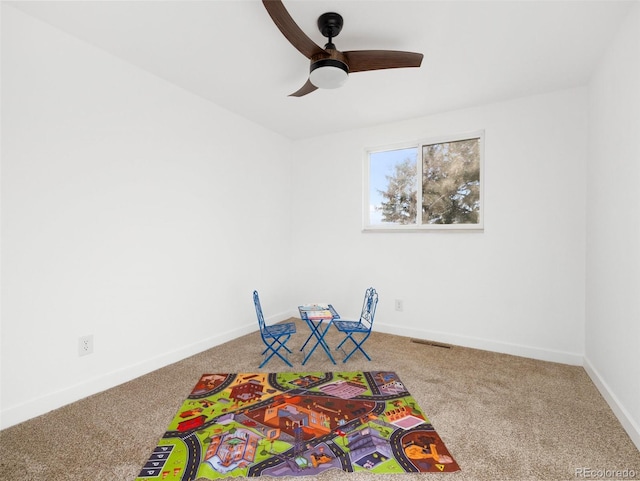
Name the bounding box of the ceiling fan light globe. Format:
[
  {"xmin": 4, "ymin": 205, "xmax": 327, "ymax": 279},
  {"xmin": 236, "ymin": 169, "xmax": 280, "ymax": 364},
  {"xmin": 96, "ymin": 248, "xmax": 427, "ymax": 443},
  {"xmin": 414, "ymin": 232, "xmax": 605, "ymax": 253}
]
[{"xmin": 309, "ymin": 59, "xmax": 349, "ymax": 89}]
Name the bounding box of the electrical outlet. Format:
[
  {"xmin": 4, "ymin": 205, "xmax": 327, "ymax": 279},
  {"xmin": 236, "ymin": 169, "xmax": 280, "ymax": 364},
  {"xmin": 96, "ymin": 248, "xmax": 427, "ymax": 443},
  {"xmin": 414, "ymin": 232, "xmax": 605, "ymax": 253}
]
[
  {"xmin": 395, "ymin": 299, "xmax": 403, "ymax": 311},
  {"xmin": 78, "ymin": 335, "xmax": 93, "ymax": 356}
]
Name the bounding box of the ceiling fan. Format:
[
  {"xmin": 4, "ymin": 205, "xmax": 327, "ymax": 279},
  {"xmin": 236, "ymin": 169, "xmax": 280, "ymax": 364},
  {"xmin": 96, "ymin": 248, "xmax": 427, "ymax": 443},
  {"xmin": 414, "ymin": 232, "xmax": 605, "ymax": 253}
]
[{"xmin": 262, "ymin": 0, "xmax": 424, "ymax": 97}]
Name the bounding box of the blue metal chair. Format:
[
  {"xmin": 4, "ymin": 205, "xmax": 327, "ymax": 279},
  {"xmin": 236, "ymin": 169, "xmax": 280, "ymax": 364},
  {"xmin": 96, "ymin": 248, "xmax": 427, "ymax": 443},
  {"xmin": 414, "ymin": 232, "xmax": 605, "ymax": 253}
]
[
  {"xmin": 333, "ymin": 287, "xmax": 378, "ymax": 362},
  {"xmin": 253, "ymin": 290, "xmax": 296, "ymax": 368}
]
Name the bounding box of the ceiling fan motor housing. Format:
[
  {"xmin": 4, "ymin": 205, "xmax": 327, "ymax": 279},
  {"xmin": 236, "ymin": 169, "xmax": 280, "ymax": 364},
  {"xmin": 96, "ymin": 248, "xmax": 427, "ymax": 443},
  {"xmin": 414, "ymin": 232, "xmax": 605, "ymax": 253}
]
[{"xmin": 309, "ymin": 50, "xmax": 349, "ymax": 89}]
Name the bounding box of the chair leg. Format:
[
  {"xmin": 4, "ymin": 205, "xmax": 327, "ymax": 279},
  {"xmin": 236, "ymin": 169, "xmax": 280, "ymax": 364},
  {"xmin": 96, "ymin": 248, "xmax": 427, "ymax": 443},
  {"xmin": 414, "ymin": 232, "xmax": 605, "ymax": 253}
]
[
  {"xmin": 343, "ymin": 342, "xmax": 371, "ymax": 362},
  {"xmin": 339, "ymin": 333, "xmax": 372, "ymax": 362},
  {"xmin": 260, "ymin": 336, "xmax": 293, "ymax": 368},
  {"xmin": 336, "ymin": 335, "xmax": 349, "ymax": 350},
  {"xmin": 260, "ymin": 346, "xmax": 293, "ymax": 368},
  {"xmin": 262, "ymin": 335, "xmax": 292, "ymax": 355}
]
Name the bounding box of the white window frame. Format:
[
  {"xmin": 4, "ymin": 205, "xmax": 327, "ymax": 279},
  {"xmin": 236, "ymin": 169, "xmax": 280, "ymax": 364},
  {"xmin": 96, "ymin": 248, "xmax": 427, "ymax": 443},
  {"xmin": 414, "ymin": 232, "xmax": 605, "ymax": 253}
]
[{"xmin": 363, "ymin": 130, "xmax": 484, "ymax": 232}]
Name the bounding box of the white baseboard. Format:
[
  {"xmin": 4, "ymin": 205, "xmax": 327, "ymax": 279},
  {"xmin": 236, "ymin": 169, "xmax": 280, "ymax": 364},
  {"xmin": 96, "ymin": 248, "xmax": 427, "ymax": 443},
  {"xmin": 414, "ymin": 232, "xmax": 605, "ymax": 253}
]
[
  {"xmin": 10, "ymin": 313, "xmax": 634, "ymax": 448},
  {"xmin": 583, "ymin": 356, "xmax": 640, "ymax": 451},
  {"xmin": 374, "ymin": 321, "xmax": 584, "ymax": 366},
  {"xmin": 0, "ymin": 321, "xmax": 259, "ymax": 430}
]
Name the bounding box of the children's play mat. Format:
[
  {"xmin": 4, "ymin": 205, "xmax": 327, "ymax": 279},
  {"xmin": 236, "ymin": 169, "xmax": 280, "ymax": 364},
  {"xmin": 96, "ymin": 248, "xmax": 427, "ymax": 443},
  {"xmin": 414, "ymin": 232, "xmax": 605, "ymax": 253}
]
[{"xmin": 136, "ymin": 371, "xmax": 459, "ymax": 480}]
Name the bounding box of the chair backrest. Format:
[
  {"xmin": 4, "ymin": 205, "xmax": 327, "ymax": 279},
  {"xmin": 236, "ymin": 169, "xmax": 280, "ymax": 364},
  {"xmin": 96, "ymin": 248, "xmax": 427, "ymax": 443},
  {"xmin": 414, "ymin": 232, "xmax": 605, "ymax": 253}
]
[
  {"xmin": 359, "ymin": 287, "xmax": 378, "ymax": 330},
  {"xmin": 253, "ymin": 290, "xmax": 266, "ymax": 333}
]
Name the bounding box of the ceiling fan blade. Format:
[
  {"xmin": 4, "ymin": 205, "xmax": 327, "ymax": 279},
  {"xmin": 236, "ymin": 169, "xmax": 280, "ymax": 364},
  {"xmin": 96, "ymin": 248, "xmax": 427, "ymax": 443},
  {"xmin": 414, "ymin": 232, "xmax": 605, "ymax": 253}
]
[
  {"xmin": 263, "ymin": 0, "xmax": 324, "ymax": 59},
  {"xmin": 343, "ymin": 50, "xmax": 423, "ymax": 73},
  {"xmin": 289, "ymin": 79, "xmax": 318, "ymax": 97}
]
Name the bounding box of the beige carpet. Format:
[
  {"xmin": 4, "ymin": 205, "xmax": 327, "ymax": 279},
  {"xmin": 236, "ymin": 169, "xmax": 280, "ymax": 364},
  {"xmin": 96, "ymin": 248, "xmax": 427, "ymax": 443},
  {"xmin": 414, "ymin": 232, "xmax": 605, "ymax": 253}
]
[{"xmin": 1, "ymin": 318, "xmax": 639, "ymax": 481}]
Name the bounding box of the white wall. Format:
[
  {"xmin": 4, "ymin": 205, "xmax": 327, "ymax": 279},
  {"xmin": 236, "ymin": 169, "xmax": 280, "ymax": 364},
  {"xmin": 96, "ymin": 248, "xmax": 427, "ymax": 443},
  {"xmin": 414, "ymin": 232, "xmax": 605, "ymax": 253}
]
[
  {"xmin": 1, "ymin": 6, "xmax": 293, "ymax": 428},
  {"xmin": 585, "ymin": 3, "xmax": 640, "ymax": 449},
  {"xmin": 290, "ymin": 88, "xmax": 587, "ymax": 366}
]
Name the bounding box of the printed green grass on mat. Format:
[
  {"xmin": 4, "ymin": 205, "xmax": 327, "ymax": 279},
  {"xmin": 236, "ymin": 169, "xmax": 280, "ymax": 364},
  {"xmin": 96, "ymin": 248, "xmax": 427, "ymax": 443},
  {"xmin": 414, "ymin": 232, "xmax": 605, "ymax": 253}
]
[{"xmin": 136, "ymin": 371, "xmax": 459, "ymax": 480}]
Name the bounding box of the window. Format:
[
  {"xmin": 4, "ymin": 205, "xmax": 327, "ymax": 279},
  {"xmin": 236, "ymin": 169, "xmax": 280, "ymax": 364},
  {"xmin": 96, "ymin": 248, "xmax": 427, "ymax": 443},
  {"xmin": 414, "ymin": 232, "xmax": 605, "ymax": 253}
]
[{"xmin": 364, "ymin": 131, "xmax": 484, "ymax": 231}]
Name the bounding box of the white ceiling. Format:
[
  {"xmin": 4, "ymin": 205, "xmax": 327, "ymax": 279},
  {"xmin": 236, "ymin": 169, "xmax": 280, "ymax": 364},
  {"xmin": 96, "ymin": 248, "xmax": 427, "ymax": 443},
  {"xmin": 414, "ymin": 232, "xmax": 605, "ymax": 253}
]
[{"xmin": 8, "ymin": 0, "xmax": 635, "ymax": 140}]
